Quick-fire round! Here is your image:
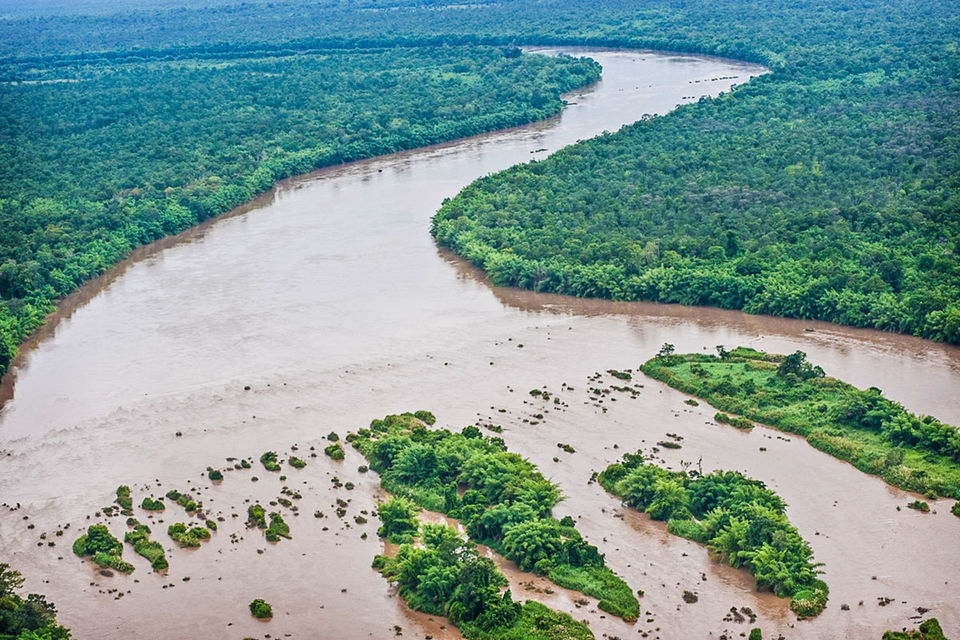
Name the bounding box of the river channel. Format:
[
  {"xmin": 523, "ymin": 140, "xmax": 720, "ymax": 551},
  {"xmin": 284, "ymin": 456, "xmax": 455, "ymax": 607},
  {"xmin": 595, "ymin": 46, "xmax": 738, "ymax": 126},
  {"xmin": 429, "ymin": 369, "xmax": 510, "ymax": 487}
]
[{"xmin": 0, "ymin": 48, "xmax": 957, "ymax": 639}]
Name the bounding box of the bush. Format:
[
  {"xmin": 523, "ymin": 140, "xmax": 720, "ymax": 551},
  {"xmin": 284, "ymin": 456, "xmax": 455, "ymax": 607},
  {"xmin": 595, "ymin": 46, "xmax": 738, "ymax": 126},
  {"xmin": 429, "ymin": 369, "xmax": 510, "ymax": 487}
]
[
  {"xmin": 265, "ymin": 513, "xmax": 291, "ymax": 542},
  {"xmin": 73, "ymin": 525, "xmax": 134, "ymax": 573},
  {"xmin": 115, "ymin": 486, "xmax": 133, "ymax": 516},
  {"xmin": 413, "ymin": 410, "xmax": 436, "ymax": 425},
  {"xmin": 260, "ymin": 451, "xmax": 281, "ymax": 471},
  {"xmin": 288, "ymin": 456, "xmax": 307, "ymax": 469},
  {"xmin": 141, "ymin": 497, "xmax": 164, "ymax": 511},
  {"xmin": 167, "ymin": 522, "xmax": 210, "ymax": 547},
  {"xmin": 125, "ymin": 525, "xmax": 168, "ymax": 571},
  {"xmin": 207, "ymin": 467, "xmax": 223, "ymax": 481},
  {"xmin": 325, "ymin": 442, "xmax": 345, "ymax": 460},
  {"xmin": 249, "ymin": 599, "xmax": 273, "ymax": 619}
]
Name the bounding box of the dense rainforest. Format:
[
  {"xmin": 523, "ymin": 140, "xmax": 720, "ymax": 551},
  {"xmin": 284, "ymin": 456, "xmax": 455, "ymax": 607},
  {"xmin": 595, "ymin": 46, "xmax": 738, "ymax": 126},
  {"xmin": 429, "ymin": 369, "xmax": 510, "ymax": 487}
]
[
  {"xmin": 2, "ymin": 0, "xmax": 959, "ymax": 376},
  {"xmin": 0, "ymin": 563, "xmax": 71, "ymax": 639},
  {"xmin": 0, "ymin": 46, "xmax": 600, "ymax": 376}
]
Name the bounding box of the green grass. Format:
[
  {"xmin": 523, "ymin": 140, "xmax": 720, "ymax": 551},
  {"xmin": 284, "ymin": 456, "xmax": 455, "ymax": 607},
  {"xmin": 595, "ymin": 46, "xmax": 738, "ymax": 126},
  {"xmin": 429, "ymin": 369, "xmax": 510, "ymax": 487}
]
[{"xmin": 641, "ymin": 350, "xmax": 960, "ymax": 498}]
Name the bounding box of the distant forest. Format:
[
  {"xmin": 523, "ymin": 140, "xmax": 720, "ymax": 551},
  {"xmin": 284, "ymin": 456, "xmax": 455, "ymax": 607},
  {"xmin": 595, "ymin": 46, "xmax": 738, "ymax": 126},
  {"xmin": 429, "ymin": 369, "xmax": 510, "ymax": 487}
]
[
  {"xmin": 0, "ymin": 42, "xmax": 600, "ymax": 376},
  {"xmin": 2, "ymin": 0, "xmax": 959, "ymax": 378}
]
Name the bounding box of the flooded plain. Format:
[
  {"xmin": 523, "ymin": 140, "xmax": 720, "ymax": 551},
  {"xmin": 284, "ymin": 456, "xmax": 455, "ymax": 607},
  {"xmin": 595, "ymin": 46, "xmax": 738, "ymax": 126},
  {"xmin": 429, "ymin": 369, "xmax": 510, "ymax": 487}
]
[{"xmin": 0, "ymin": 49, "xmax": 957, "ymax": 639}]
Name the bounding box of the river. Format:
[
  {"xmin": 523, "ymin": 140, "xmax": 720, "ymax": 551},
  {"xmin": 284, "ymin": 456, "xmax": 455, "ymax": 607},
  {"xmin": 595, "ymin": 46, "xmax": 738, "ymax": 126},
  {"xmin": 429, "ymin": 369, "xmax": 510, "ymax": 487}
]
[{"xmin": 0, "ymin": 48, "xmax": 957, "ymax": 639}]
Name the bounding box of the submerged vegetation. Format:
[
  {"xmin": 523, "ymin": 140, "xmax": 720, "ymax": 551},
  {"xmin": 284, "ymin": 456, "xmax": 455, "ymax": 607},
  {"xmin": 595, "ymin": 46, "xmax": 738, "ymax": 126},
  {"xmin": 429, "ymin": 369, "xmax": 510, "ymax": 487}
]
[
  {"xmin": 167, "ymin": 523, "xmax": 211, "ymax": 548},
  {"xmin": 72, "ymin": 525, "xmax": 134, "ymax": 574},
  {"xmin": 249, "ymin": 599, "xmax": 273, "ymax": 620},
  {"xmin": 642, "ymin": 348, "xmax": 960, "ymax": 498},
  {"xmin": 260, "ymin": 451, "xmax": 282, "ymax": 472},
  {"xmin": 0, "ymin": 563, "xmax": 71, "ymax": 639},
  {"xmin": 247, "ymin": 504, "xmax": 290, "ymax": 542},
  {"xmin": 883, "ymin": 618, "xmax": 949, "ymax": 640},
  {"xmin": 599, "ymin": 453, "xmax": 827, "ymax": 618},
  {"xmin": 374, "ymin": 518, "xmax": 594, "ymax": 640},
  {"xmin": 351, "ymin": 412, "xmax": 639, "ymax": 621},
  {"xmin": 140, "ymin": 497, "xmax": 165, "ymax": 511},
  {"xmin": 124, "ymin": 523, "xmax": 168, "ymax": 571}
]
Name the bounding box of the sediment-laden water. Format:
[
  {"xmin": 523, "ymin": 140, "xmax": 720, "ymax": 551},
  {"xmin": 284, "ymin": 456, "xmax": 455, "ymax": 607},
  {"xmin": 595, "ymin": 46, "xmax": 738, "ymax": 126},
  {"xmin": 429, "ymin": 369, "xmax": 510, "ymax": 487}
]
[{"xmin": 0, "ymin": 49, "xmax": 957, "ymax": 639}]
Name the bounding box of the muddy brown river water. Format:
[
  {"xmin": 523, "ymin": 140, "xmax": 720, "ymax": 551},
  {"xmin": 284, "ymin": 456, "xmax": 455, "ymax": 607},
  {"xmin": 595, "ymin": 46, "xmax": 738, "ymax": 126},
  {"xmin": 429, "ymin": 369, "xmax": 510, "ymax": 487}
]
[{"xmin": 0, "ymin": 49, "xmax": 958, "ymax": 639}]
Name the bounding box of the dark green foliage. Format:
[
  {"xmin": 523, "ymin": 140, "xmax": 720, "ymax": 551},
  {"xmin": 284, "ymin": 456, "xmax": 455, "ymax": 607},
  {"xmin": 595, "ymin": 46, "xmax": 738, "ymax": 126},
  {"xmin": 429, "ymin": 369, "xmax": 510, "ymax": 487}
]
[
  {"xmin": 907, "ymin": 501, "xmax": 930, "ymax": 513},
  {"xmin": 260, "ymin": 451, "xmax": 281, "ymax": 472},
  {"xmin": 326, "ymin": 432, "xmax": 339, "ymax": 442},
  {"xmin": 124, "ymin": 524, "xmax": 168, "ymax": 571},
  {"xmin": 599, "ymin": 454, "xmax": 826, "ymax": 617},
  {"xmin": 953, "ymin": 502, "xmax": 960, "ymax": 518},
  {"xmin": 414, "ymin": 410, "xmax": 437, "ymax": 425},
  {"xmin": 207, "ymin": 467, "xmax": 223, "ymax": 481},
  {"xmin": 374, "ymin": 521, "xmax": 593, "ymax": 640},
  {"xmin": 749, "ymin": 630, "xmax": 762, "ymax": 640},
  {"xmin": 883, "ymin": 618, "xmax": 948, "ymax": 640},
  {"xmin": 0, "ymin": 44, "xmax": 599, "ymax": 378},
  {"xmin": 324, "ymin": 442, "xmax": 345, "ymax": 460},
  {"xmin": 265, "ymin": 513, "xmax": 291, "ymax": 542},
  {"xmin": 288, "ymin": 456, "xmax": 306, "ymax": 469},
  {"xmin": 165, "ymin": 489, "xmax": 199, "ymax": 512},
  {"xmin": 249, "ymin": 599, "xmax": 273, "ymax": 620},
  {"xmin": 72, "ymin": 525, "xmax": 134, "ymax": 573},
  {"xmin": 205, "ymin": 519, "xmax": 218, "ymax": 532},
  {"xmin": 140, "ymin": 497, "xmax": 165, "ymax": 511},
  {"xmin": 642, "ymin": 350, "xmax": 960, "ymax": 498},
  {"xmin": 0, "ymin": 563, "xmax": 72, "ymax": 639},
  {"xmin": 431, "ymin": 1, "xmax": 960, "ymax": 345},
  {"xmin": 115, "ymin": 485, "xmax": 133, "ymax": 516},
  {"xmin": 353, "ymin": 412, "xmax": 638, "ymax": 622},
  {"xmin": 247, "ymin": 504, "xmax": 267, "ymax": 529},
  {"xmin": 376, "ymin": 496, "xmax": 420, "ymax": 544},
  {"xmin": 167, "ymin": 522, "xmax": 211, "ymax": 548},
  {"xmin": 714, "ymin": 413, "xmax": 754, "ymax": 430},
  {"xmin": 607, "ymin": 370, "xmax": 631, "ymax": 381}
]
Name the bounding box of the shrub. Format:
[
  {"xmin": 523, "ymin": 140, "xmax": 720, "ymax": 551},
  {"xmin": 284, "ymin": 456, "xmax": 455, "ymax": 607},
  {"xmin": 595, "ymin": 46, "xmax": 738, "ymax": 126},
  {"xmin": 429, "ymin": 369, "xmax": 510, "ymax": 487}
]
[
  {"xmin": 167, "ymin": 523, "xmax": 210, "ymax": 547},
  {"xmin": 115, "ymin": 486, "xmax": 133, "ymax": 515},
  {"xmin": 141, "ymin": 497, "xmax": 164, "ymax": 511},
  {"xmin": 207, "ymin": 467, "xmax": 223, "ymax": 481},
  {"xmin": 907, "ymin": 500, "xmax": 930, "ymax": 513},
  {"xmin": 325, "ymin": 442, "xmax": 345, "ymax": 460},
  {"xmin": 73, "ymin": 525, "xmax": 134, "ymax": 573},
  {"xmin": 265, "ymin": 513, "xmax": 291, "ymax": 542},
  {"xmin": 249, "ymin": 599, "xmax": 273, "ymax": 619},
  {"xmin": 288, "ymin": 456, "xmax": 307, "ymax": 468},
  {"xmin": 413, "ymin": 410, "xmax": 436, "ymax": 425},
  {"xmin": 260, "ymin": 451, "xmax": 281, "ymax": 471}
]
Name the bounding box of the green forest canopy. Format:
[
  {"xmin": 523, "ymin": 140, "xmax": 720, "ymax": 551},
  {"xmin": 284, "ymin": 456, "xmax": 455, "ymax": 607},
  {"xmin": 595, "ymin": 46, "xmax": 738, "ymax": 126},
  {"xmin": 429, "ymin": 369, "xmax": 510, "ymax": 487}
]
[
  {"xmin": 0, "ymin": 46, "xmax": 600, "ymax": 376},
  {"xmin": 1, "ymin": 0, "xmax": 959, "ymax": 379}
]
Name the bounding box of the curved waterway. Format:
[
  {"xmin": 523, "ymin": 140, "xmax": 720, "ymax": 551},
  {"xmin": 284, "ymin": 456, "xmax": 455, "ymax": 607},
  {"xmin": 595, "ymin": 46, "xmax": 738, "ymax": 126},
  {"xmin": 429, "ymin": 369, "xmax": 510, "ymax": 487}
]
[{"xmin": 1, "ymin": 48, "xmax": 958, "ymax": 639}]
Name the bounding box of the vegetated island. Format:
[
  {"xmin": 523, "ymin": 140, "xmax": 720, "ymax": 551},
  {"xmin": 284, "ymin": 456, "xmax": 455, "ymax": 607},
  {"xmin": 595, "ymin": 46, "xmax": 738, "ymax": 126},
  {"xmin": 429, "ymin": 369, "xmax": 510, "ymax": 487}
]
[
  {"xmin": 598, "ymin": 453, "xmax": 827, "ymax": 618},
  {"xmin": 882, "ymin": 618, "xmax": 950, "ymax": 640},
  {"xmin": 0, "ymin": 562, "xmax": 72, "ymax": 639},
  {"xmin": 430, "ymin": 1, "xmax": 960, "ymax": 346},
  {"xmin": 0, "ymin": 47, "xmax": 600, "ymax": 378},
  {"xmin": 349, "ymin": 411, "xmax": 640, "ymax": 622},
  {"xmin": 641, "ymin": 346, "xmax": 960, "ymax": 499},
  {"xmin": 373, "ymin": 514, "xmax": 594, "ymax": 640}
]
